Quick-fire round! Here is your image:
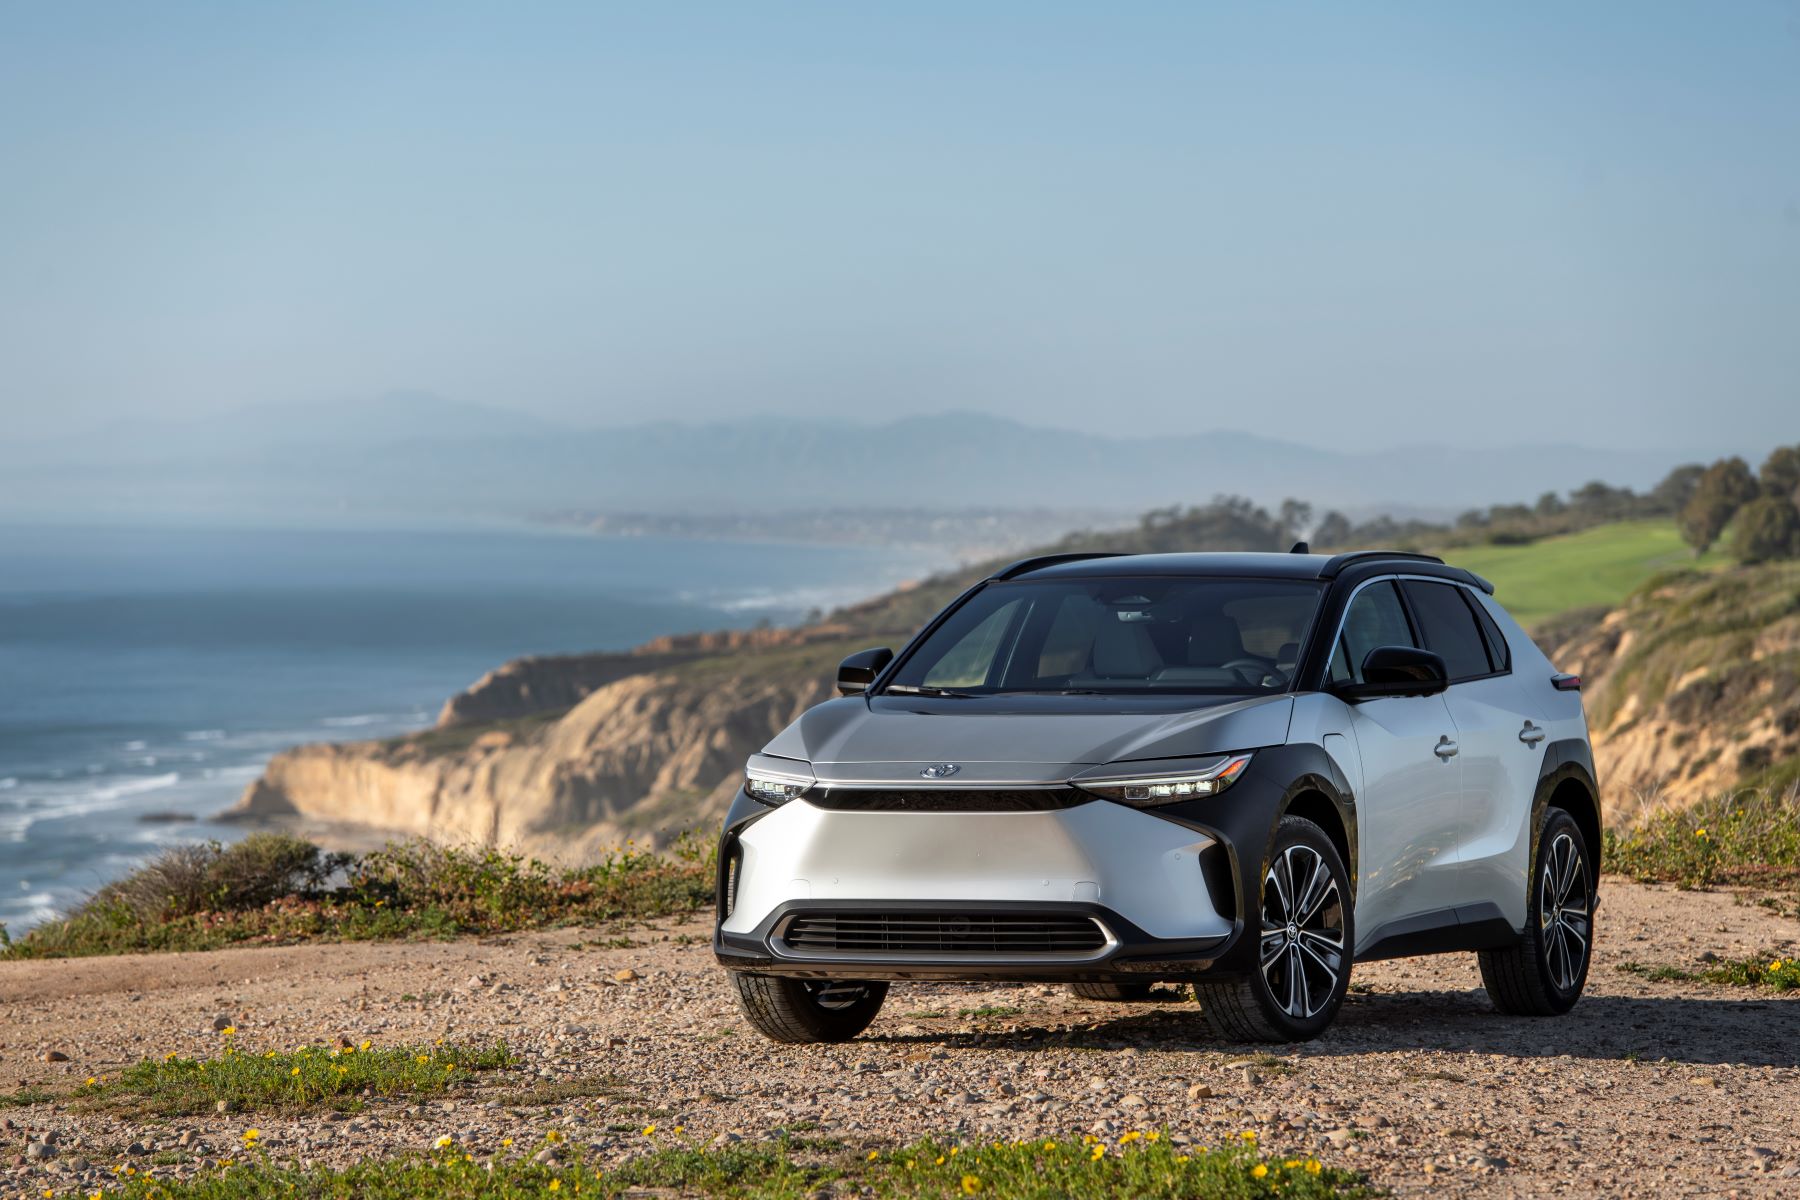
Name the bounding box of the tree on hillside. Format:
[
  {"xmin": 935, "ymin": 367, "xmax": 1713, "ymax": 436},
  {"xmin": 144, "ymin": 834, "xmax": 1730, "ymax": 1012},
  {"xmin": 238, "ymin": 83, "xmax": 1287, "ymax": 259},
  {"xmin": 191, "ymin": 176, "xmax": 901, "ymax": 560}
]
[
  {"xmin": 1312, "ymin": 511, "xmax": 1352, "ymax": 547},
  {"xmin": 1678, "ymin": 456, "xmax": 1759, "ymax": 556},
  {"xmin": 1730, "ymin": 496, "xmax": 1800, "ymax": 564},
  {"xmin": 1535, "ymin": 491, "xmax": 1566, "ymax": 517},
  {"xmin": 1649, "ymin": 463, "xmax": 1706, "ymax": 515},
  {"xmin": 1760, "ymin": 445, "xmax": 1800, "ymax": 507},
  {"xmin": 1278, "ymin": 499, "xmax": 1313, "ymax": 543}
]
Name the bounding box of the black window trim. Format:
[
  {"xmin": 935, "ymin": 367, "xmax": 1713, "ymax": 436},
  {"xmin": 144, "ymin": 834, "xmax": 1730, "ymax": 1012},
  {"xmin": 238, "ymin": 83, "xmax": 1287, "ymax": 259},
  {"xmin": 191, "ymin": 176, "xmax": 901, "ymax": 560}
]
[
  {"xmin": 1394, "ymin": 576, "xmax": 1513, "ymax": 686},
  {"xmin": 1320, "ymin": 572, "xmax": 1513, "ymax": 690}
]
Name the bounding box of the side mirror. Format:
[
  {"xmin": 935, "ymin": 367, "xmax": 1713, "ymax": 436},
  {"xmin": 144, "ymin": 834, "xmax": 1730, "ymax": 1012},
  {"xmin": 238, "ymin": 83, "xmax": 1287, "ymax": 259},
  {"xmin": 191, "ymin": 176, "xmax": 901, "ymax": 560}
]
[
  {"xmin": 1334, "ymin": 645, "xmax": 1448, "ymax": 701},
  {"xmin": 836, "ymin": 647, "xmax": 894, "ymax": 696}
]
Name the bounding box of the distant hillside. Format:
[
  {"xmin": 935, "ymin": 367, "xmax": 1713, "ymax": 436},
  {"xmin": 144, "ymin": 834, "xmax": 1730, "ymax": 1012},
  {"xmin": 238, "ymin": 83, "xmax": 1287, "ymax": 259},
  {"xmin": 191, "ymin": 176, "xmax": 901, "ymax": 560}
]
[
  {"xmin": 234, "ymin": 516, "xmax": 1798, "ymax": 857},
  {"xmin": 2, "ymin": 396, "xmax": 1689, "ymax": 522}
]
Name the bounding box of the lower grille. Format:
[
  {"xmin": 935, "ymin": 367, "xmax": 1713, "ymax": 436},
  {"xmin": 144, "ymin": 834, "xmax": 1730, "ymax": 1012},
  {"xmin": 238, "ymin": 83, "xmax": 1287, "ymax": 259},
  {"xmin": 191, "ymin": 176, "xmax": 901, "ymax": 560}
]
[{"xmin": 778, "ymin": 911, "xmax": 1109, "ymax": 958}]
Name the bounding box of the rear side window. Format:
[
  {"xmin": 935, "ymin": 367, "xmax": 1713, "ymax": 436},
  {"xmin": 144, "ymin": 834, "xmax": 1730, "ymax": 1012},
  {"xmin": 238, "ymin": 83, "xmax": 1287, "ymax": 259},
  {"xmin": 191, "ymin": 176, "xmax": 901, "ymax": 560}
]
[
  {"xmin": 1467, "ymin": 594, "xmax": 1512, "ymax": 673},
  {"xmin": 1330, "ymin": 581, "xmax": 1415, "ymax": 684},
  {"xmin": 1400, "ymin": 581, "xmax": 1492, "ymax": 681}
]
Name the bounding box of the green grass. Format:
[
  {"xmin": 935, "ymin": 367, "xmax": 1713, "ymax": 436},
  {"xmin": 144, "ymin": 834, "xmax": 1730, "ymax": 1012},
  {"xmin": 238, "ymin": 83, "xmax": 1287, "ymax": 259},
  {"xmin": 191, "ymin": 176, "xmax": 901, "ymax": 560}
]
[
  {"xmin": 66, "ymin": 1132, "xmax": 1369, "ymax": 1199},
  {"xmin": 1443, "ymin": 519, "xmax": 1725, "ymax": 629},
  {"xmin": 1618, "ymin": 955, "xmax": 1799, "ymax": 991},
  {"xmin": 3, "ymin": 833, "xmax": 715, "ymax": 959},
  {"xmin": 78, "ymin": 1039, "xmax": 515, "ymax": 1116},
  {"xmin": 1603, "ymin": 786, "xmax": 1800, "ymax": 890},
  {"xmin": 956, "ymin": 1005, "xmax": 1023, "ymax": 1019}
]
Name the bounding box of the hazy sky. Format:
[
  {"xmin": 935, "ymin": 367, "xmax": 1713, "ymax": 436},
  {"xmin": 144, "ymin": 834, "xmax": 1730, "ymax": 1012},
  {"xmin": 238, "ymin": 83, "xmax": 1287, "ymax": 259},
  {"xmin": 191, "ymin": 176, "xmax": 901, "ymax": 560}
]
[{"xmin": 1, "ymin": 2, "xmax": 1796, "ymax": 452}]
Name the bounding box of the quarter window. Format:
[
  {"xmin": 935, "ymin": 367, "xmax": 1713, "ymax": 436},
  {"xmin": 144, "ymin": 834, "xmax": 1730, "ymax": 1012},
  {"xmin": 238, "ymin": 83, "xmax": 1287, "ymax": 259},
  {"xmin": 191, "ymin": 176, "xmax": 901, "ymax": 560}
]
[{"xmin": 1400, "ymin": 581, "xmax": 1492, "ymax": 681}]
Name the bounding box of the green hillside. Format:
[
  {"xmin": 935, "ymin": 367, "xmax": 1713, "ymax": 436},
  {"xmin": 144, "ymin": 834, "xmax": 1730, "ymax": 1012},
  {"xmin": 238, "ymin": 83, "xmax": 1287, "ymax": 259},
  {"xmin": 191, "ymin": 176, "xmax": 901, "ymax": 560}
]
[{"xmin": 1439, "ymin": 520, "xmax": 1725, "ymax": 629}]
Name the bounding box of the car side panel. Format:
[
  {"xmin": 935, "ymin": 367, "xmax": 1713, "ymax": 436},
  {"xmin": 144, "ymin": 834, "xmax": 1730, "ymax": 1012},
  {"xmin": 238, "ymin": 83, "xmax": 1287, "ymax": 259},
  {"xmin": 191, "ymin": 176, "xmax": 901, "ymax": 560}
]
[{"xmin": 1441, "ymin": 673, "xmax": 1543, "ymax": 931}]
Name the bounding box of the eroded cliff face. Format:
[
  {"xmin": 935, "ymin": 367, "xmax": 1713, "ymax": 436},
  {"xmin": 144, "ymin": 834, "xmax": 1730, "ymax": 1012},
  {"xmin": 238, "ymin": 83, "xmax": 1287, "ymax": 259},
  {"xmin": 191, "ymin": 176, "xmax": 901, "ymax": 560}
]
[
  {"xmin": 1538, "ymin": 563, "xmax": 1800, "ymax": 819},
  {"xmin": 243, "ymin": 666, "xmax": 837, "ymax": 860}
]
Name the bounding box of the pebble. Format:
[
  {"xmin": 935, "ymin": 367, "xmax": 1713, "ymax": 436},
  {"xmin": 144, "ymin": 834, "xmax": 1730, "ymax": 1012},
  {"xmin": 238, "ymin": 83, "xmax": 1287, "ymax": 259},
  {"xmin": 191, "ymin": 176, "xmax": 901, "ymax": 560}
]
[
  {"xmin": 41, "ymin": 1050, "xmax": 69, "ymax": 1063},
  {"xmin": 25, "ymin": 1143, "xmax": 55, "ymax": 1161},
  {"xmin": 1187, "ymin": 1082, "xmax": 1214, "ymax": 1100},
  {"xmin": 212, "ymin": 1015, "xmax": 234, "ymax": 1031},
  {"xmin": 614, "ymin": 969, "xmax": 640, "ymax": 983}
]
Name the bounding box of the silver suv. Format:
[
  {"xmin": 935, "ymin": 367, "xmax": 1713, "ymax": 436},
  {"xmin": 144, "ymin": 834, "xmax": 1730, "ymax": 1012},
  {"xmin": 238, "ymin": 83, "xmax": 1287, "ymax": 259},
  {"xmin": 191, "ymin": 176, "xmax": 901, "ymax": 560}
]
[{"xmin": 714, "ymin": 550, "xmax": 1600, "ymax": 1043}]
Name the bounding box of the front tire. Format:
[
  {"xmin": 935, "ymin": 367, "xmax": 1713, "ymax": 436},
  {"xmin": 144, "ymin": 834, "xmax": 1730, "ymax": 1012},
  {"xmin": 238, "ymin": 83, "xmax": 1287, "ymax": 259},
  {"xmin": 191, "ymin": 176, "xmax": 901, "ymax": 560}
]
[
  {"xmin": 730, "ymin": 974, "xmax": 888, "ymax": 1043},
  {"xmin": 1479, "ymin": 808, "xmax": 1593, "ymax": 1015},
  {"xmin": 1194, "ymin": 816, "xmax": 1353, "ymax": 1042}
]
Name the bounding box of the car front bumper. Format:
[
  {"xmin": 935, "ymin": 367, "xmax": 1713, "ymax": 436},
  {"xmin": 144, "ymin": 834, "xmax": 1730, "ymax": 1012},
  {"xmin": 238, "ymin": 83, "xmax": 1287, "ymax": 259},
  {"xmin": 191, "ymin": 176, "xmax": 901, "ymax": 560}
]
[{"xmin": 713, "ymin": 790, "xmax": 1242, "ymax": 982}]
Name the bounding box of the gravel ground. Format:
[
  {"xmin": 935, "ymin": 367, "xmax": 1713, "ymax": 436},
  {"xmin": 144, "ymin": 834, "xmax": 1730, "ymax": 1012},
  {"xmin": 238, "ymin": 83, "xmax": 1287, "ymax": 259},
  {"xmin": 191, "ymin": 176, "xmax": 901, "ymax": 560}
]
[{"xmin": 2, "ymin": 878, "xmax": 1796, "ymax": 1198}]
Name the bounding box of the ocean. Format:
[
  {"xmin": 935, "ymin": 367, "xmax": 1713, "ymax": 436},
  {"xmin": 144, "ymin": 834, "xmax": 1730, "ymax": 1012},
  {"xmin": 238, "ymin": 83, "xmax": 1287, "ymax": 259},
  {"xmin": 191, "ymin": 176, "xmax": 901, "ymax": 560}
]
[{"xmin": 0, "ymin": 522, "xmax": 935, "ymax": 933}]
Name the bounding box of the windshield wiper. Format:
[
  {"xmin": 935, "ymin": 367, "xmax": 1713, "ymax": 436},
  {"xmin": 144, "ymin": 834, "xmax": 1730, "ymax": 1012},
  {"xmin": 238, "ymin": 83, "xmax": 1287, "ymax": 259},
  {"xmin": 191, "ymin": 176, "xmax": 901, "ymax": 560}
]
[{"xmin": 883, "ymin": 684, "xmax": 980, "ymax": 698}]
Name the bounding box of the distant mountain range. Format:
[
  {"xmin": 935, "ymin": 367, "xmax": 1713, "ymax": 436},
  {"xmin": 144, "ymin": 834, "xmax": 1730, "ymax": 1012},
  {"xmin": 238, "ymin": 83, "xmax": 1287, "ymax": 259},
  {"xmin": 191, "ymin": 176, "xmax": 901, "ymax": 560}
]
[{"xmin": 6, "ymin": 393, "xmax": 1695, "ymax": 524}]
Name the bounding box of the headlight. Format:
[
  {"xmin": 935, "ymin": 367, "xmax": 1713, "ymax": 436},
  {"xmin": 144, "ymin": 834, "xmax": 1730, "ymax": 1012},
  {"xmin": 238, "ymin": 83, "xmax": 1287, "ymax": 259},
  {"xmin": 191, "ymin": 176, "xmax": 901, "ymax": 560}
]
[
  {"xmin": 744, "ymin": 754, "xmax": 813, "ymax": 806},
  {"xmin": 1074, "ymin": 754, "xmax": 1252, "ymax": 806}
]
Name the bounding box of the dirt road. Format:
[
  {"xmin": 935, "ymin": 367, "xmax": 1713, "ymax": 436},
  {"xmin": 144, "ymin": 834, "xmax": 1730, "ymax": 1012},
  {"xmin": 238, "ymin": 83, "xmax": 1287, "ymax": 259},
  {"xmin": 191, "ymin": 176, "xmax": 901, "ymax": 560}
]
[{"xmin": 3, "ymin": 879, "xmax": 1796, "ymax": 1197}]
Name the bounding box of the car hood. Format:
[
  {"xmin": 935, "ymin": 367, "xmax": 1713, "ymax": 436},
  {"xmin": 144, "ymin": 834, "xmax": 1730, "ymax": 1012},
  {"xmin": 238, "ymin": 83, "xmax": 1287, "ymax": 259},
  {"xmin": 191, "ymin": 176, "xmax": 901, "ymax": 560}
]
[{"xmin": 761, "ymin": 693, "xmax": 1295, "ymax": 785}]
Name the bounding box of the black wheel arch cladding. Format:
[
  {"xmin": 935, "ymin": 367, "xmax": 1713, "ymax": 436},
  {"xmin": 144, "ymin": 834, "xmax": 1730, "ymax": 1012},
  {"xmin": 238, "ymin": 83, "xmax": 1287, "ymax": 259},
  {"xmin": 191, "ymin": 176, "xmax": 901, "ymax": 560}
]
[{"xmin": 1141, "ymin": 741, "xmax": 1359, "ymax": 974}]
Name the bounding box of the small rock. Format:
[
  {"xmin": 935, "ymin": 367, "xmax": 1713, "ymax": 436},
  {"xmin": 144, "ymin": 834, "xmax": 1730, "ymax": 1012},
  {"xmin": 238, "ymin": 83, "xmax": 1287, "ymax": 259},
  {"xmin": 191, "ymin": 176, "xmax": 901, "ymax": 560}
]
[
  {"xmin": 711, "ymin": 1132, "xmax": 743, "ymax": 1147},
  {"xmin": 1187, "ymin": 1083, "xmax": 1214, "ymax": 1100},
  {"xmin": 1747, "ymin": 1146, "xmax": 1777, "ymax": 1169},
  {"xmin": 1120, "ymin": 1094, "xmax": 1148, "ymax": 1109},
  {"xmin": 126, "ymin": 1141, "xmax": 150, "ymax": 1156},
  {"xmin": 212, "ymin": 1015, "xmax": 234, "ymax": 1031},
  {"xmin": 68, "ymin": 1157, "xmax": 90, "ymax": 1172},
  {"xmin": 1325, "ymin": 1128, "xmax": 1354, "ymax": 1146},
  {"xmin": 533, "ymin": 1147, "xmax": 563, "ymax": 1165},
  {"xmin": 25, "ymin": 1142, "xmax": 55, "ymax": 1161},
  {"xmin": 177, "ymin": 1131, "xmax": 196, "ymax": 1148},
  {"xmin": 41, "ymin": 1050, "xmax": 70, "ymax": 1063},
  {"xmin": 215, "ymin": 1100, "xmax": 236, "ymax": 1114},
  {"xmin": 614, "ymin": 969, "xmax": 640, "ymax": 983},
  {"xmin": 1695, "ymin": 1076, "xmax": 1718, "ymax": 1088}
]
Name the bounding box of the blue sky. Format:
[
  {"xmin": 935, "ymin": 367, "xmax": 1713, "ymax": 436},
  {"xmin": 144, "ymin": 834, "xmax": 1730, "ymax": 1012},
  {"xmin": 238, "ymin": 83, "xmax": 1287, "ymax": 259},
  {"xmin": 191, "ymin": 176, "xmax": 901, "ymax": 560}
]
[{"xmin": 1, "ymin": 1, "xmax": 1795, "ymax": 452}]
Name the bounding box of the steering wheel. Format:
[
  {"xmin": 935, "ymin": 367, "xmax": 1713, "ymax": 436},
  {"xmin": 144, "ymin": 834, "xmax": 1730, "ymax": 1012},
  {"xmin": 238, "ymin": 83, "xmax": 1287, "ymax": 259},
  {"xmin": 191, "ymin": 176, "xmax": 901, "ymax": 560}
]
[{"xmin": 1221, "ymin": 656, "xmax": 1286, "ymax": 687}]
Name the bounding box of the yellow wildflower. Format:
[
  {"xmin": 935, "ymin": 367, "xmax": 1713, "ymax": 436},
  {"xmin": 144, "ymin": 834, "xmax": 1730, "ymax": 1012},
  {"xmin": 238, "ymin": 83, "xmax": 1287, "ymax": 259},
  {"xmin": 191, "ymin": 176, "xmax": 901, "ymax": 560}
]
[
  {"xmin": 960, "ymin": 1175, "xmax": 982, "ymax": 1194},
  {"xmin": 547, "ymin": 1183, "xmax": 561, "ymax": 1194},
  {"xmin": 1120, "ymin": 1131, "xmax": 1141, "ymax": 1144},
  {"xmin": 502, "ymin": 1138, "xmax": 514, "ymax": 1148},
  {"xmin": 220, "ymin": 1025, "xmax": 236, "ymax": 1036},
  {"xmin": 436, "ymin": 1136, "xmax": 455, "ymax": 1149},
  {"xmin": 1306, "ymin": 1160, "xmax": 1323, "ymax": 1175},
  {"xmin": 642, "ymin": 1123, "xmax": 657, "ymax": 1136},
  {"xmin": 291, "ymin": 1067, "xmax": 301, "ymax": 1077},
  {"xmin": 1089, "ymin": 1144, "xmax": 1105, "ymax": 1161},
  {"xmin": 86, "ymin": 1076, "xmax": 97, "ymax": 1086},
  {"xmin": 1252, "ymin": 1163, "xmax": 1269, "ymax": 1178},
  {"xmin": 545, "ymin": 1130, "xmax": 565, "ymax": 1144},
  {"xmin": 360, "ymin": 1040, "xmax": 372, "ymax": 1051},
  {"xmin": 867, "ymin": 1150, "xmax": 880, "ymax": 1161}
]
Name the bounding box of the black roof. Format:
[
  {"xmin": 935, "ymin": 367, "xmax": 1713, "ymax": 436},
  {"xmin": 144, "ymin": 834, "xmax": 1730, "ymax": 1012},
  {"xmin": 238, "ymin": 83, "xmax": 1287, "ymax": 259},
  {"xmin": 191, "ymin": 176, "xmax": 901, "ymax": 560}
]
[{"xmin": 994, "ymin": 549, "xmax": 1492, "ymax": 593}]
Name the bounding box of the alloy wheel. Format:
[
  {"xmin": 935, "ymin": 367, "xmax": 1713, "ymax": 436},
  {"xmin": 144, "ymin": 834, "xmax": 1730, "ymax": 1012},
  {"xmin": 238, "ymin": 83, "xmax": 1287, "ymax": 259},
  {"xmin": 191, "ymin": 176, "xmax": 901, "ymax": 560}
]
[
  {"xmin": 1538, "ymin": 831, "xmax": 1590, "ymax": 991},
  {"xmin": 1260, "ymin": 845, "xmax": 1347, "ymax": 1019}
]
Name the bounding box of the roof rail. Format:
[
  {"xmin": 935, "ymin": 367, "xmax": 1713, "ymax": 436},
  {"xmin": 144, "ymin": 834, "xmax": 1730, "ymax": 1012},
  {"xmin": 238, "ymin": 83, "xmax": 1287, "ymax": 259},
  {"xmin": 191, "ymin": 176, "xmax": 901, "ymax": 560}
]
[
  {"xmin": 990, "ymin": 551, "xmax": 1127, "ymax": 580},
  {"xmin": 1319, "ymin": 549, "xmax": 1446, "ymax": 578}
]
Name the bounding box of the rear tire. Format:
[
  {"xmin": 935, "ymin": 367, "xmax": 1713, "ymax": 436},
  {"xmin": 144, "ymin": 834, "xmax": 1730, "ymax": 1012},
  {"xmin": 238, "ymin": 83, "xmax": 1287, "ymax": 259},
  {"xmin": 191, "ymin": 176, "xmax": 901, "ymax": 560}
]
[
  {"xmin": 1479, "ymin": 808, "xmax": 1592, "ymax": 1016},
  {"xmin": 730, "ymin": 973, "xmax": 888, "ymax": 1043},
  {"xmin": 1194, "ymin": 816, "xmax": 1352, "ymax": 1043},
  {"xmin": 1067, "ymin": 981, "xmax": 1155, "ymax": 1002}
]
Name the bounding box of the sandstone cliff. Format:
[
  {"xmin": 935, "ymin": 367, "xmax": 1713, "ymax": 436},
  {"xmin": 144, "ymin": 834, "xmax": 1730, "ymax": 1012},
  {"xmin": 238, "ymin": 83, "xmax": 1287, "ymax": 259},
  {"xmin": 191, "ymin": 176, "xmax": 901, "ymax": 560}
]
[{"xmin": 1539, "ymin": 562, "xmax": 1800, "ymax": 819}]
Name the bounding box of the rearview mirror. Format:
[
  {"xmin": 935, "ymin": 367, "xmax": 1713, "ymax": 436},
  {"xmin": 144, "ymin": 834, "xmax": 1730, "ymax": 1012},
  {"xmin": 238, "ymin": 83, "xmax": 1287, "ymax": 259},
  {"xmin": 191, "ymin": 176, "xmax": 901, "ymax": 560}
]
[
  {"xmin": 836, "ymin": 647, "xmax": 894, "ymax": 696},
  {"xmin": 1333, "ymin": 645, "xmax": 1448, "ymax": 701}
]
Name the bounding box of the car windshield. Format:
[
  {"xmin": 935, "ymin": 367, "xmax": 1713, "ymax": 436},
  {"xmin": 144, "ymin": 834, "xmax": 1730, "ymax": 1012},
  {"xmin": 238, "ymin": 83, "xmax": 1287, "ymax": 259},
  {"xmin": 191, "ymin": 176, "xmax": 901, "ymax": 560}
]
[{"xmin": 884, "ymin": 577, "xmax": 1324, "ymax": 695}]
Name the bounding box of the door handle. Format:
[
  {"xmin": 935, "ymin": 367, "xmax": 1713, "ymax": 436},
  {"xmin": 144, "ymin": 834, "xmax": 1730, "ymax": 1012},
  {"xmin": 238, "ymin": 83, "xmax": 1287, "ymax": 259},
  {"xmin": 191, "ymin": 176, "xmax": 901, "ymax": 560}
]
[
  {"xmin": 1434, "ymin": 735, "xmax": 1459, "ymax": 760},
  {"xmin": 1519, "ymin": 722, "xmax": 1546, "ymax": 746}
]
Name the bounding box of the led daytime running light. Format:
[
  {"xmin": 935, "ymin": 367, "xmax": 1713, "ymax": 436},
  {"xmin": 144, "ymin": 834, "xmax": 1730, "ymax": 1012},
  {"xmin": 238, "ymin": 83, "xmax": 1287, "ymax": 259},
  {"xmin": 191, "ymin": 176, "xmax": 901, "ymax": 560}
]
[{"xmin": 1076, "ymin": 754, "xmax": 1252, "ymax": 806}]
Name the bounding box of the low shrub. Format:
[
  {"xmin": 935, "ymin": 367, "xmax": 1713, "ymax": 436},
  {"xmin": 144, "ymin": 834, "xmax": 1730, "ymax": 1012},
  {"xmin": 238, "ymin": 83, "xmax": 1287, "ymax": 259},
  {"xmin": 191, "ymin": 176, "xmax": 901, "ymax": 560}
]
[
  {"xmin": 1604, "ymin": 786, "xmax": 1800, "ymax": 890},
  {"xmin": 3, "ymin": 834, "xmax": 714, "ymax": 960}
]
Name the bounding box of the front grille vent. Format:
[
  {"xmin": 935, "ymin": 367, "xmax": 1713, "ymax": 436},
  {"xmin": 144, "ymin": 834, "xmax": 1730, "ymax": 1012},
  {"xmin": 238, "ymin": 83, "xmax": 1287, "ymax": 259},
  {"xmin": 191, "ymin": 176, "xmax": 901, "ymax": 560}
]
[
  {"xmin": 804, "ymin": 787, "xmax": 1087, "ymax": 812},
  {"xmin": 780, "ymin": 911, "xmax": 1107, "ymax": 957}
]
